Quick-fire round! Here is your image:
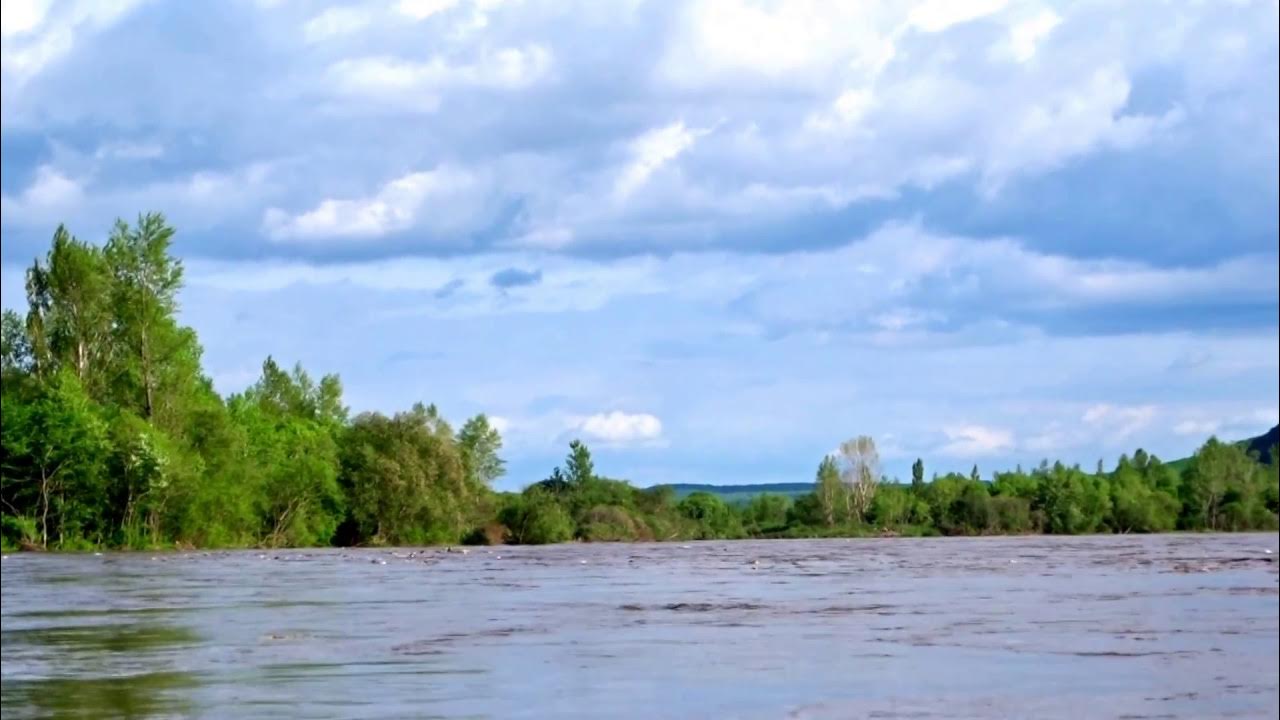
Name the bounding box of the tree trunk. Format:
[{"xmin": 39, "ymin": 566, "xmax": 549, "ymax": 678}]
[{"xmin": 39, "ymin": 467, "xmax": 50, "ymax": 549}]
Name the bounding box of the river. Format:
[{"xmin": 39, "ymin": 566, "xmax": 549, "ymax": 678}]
[{"xmin": 2, "ymin": 533, "xmax": 1277, "ymax": 719}]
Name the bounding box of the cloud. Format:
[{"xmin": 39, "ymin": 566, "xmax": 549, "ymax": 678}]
[
  {"xmin": 327, "ymin": 44, "xmax": 552, "ymax": 109},
  {"xmin": 570, "ymin": 411, "xmax": 664, "ymax": 446},
  {"xmin": 489, "ymin": 267, "xmax": 542, "ymax": 289},
  {"xmin": 908, "ymin": 0, "xmax": 1007, "ymax": 34},
  {"xmin": 0, "ymin": 164, "xmax": 83, "ymax": 214},
  {"xmin": 0, "ymin": 0, "xmax": 1276, "ymax": 486},
  {"xmin": 263, "ymin": 166, "xmax": 483, "ymax": 242},
  {"xmin": 303, "ymin": 6, "xmax": 374, "ymax": 43},
  {"xmin": 614, "ymin": 121, "xmax": 706, "ymax": 201},
  {"xmin": 396, "ymin": 0, "xmax": 461, "ymax": 21},
  {"xmin": 1, "ymin": 0, "xmax": 145, "ymax": 84},
  {"xmin": 1082, "ymin": 403, "xmax": 1157, "ymax": 441},
  {"xmin": 1173, "ymin": 419, "xmax": 1219, "ymax": 437},
  {"xmin": 939, "ymin": 425, "xmax": 1015, "ymax": 457}
]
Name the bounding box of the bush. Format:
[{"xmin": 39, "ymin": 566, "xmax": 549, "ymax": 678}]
[
  {"xmin": 500, "ymin": 489, "xmax": 574, "ymax": 545},
  {"xmin": 580, "ymin": 505, "xmax": 646, "ymax": 542},
  {"xmin": 1, "ymin": 515, "xmax": 40, "ymax": 551}
]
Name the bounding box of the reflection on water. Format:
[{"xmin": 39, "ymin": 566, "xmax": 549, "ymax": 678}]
[
  {"xmin": 2, "ymin": 534, "xmax": 1277, "ymax": 719},
  {"xmin": 1, "ymin": 672, "xmax": 196, "ymax": 719}
]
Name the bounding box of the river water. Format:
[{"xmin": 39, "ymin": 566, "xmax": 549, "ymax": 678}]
[{"xmin": 2, "ymin": 534, "xmax": 1277, "ymax": 719}]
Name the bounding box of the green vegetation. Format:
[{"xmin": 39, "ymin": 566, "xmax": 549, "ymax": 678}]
[{"xmin": 2, "ymin": 217, "xmax": 1277, "ymax": 551}]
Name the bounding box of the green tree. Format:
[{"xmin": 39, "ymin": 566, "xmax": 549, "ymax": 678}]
[
  {"xmin": 0, "ymin": 371, "xmax": 109, "ymax": 547},
  {"xmin": 457, "ymin": 414, "xmax": 506, "ymax": 491},
  {"xmin": 566, "ymin": 439, "xmax": 595, "ymax": 486},
  {"xmin": 814, "ymin": 456, "xmax": 843, "ymax": 526},
  {"xmin": 677, "ymin": 492, "xmax": 743, "ymax": 539},
  {"xmin": 911, "ymin": 458, "xmax": 925, "ymax": 494}
]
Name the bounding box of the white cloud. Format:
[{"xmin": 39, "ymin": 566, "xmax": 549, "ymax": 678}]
[
  {"xmin": 908, "ymin": 0, "xmax": 1007, "ymax": 33},
  {"xmin": 1, "ymin": 0, "xmax": 145, "ymax": 83},
  {"xmin": 2, "ymin": 162, "xmax": 275, "ymax": 232},
  {"xmin": 1, "ymin": 0, "xmax": 51, "ymax": 37},
  {"xmin": 939, "ymin": 425, "xmax": 1015, "ymax": 457},
  {"xmin": 328, "ymin": 45, "xmax": 552, "ymax": 107},
  {"xmin": 396, "ymin": 0, "xmax": 460, "ymax": 20},
  {"xmin": 263, "ymin": 166, "xmax": 483, "ymax": 241},
  {"xmin": 1173, "ymin": 419, "xmax": 1219, "ymax": 436},
  {"xmin": 303, "ymin": 6, "xmax": 374, "ymax": 43},
  {"xmin": 1002, "ymin": 8, "xmax": 1061, "ymax": 63},
  {"xmin": 614, "ymin": 121, "xmax": 705, "ymax": 200},
  {"xmin": 571, "ymin": 411, "xmax": 664, "ymax": 446},
  {"xmin": 0, "ymin": 165, "xmax": 83, "ymax": 215},
  {"xmin": 1082, "ymin": 403, "xmax": 1157, "ymax": 441}
]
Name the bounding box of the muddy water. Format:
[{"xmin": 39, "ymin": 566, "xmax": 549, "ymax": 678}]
[{"xmin": 2, "ymin": 534, "xmax": 1277, "ymax": 719}]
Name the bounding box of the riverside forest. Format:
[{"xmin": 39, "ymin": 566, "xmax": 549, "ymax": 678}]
[{"xmin": 2, "ymin": 215, "xmax": 1277, "ymax": 552}]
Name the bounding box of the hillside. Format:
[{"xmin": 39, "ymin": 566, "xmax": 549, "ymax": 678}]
[
  {"xmin": 662, "ymin": 482, "xmax": 814, "ymax": 503},
  {"xmin": 1169, "ymin": 424, "xmax": 1278, "ymax": 473},
  {"xmin": 1244, "ymin": 425, "xmax": 1279, "ymax": 464}
]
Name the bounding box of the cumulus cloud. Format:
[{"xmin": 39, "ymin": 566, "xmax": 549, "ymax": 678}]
[
  {"xmin": 263, "ymin": 166, "xmax": 484, "ymax": 242},
  {"xmin": 0, "ymin": 0, "xmax": 1275, "ymax": 485},
  {"xmin": 571, "ymin": 411, "xmax": 664, "ymax": 446},
  {"xmin": 1, "ymin": 0, "xmax": 145, "ymax": 84}
]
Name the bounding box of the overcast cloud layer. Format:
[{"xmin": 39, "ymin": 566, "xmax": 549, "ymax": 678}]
[{"xmin": 2, "ymin": 0, "xmax": 1277, "ymax": 488}]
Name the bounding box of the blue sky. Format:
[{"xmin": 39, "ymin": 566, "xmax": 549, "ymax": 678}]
[{"xmin": 2, "ymin": 0, "xmax": 1277, "ymax": 490}]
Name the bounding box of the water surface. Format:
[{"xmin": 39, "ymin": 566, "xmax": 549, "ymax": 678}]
[{"xmin": 3, "ymin": 534, "xmax": 1277, "ymax": 719}]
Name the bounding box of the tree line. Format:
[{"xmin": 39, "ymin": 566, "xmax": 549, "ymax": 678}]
[{"xmin": 1, "ymin": 216, "xmax": 1276, "ymax": 550}]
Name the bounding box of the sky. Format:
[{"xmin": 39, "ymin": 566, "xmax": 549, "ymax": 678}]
[{"xmin": 1, "ymin": 0, "xmax": 1277, "ymax": 490}]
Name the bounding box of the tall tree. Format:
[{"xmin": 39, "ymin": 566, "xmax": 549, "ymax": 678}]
[
  {"xmin": 814, "ymin": 456, "xmax": 842, "ymax": 526},
  {"xmin": 457, "ymin": 414, "xmax": 506, "ymax": 491},
  {"xmin": 104, "ymin": 213, "xmax": 195, "ymax": 426},
  {"xmin": 911, "ymin": 458, "xmax": 925, "ymax": 494},
  {"xmin": 25, "ymin": 227, "xmax": 113, "ymax": 393},
  {"xmin": 838, "ymin": 436, "xmax": 880, "ymax": 522},
  {"xmin": 566, "ymin": 439, "xmax": 594, "ymax": 486}
]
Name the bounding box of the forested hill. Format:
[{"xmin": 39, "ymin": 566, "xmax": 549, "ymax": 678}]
[
  {"xmin": 1245, "ymin": 425, "xmax": 1279, "ymax": 464},
  {"xmin": 1167, "ymin": 425, "xmax": 1279, "ymax": 472},
  {"xmin": 663, "ymin": 483, "xmax": 814, "ymax": 501}
]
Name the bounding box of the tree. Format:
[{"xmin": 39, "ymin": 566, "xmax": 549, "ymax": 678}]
[
  {"xmin": 566, "ymin": 439, "xmax": 595, "ymax": 486},
  {"xmin": 232, "ymin": 359, "xmax": 346, "ymax": 546},
  {"xmin": 25, "ymin": 227, "xmax": 112, "ymax": 392},
  {"xmin": 837, "ymin": 436, "xmax": 879, "ymax": 523},
  {"xmin": 340, "ymin": 406, "xmax": 468, "ymax": 545},
  {"xmin": 1181, "ymin": 438, "xmax": 1259, "ymax": 531},
  {"xmin": 104, "ymin": 213, "xmax": 200, "ymax": 429},
  {"xmin": 911, "ymin": 458, "xmax": 925, "ymax": 494},
  {"xmin": 501, "ymin": 487, "xmax": 573, "ymax": 544},
  {"xmin": 970, "ymin": 464, "xmax": 981, "ymax": 483},
  {"xmin": 457, "ymin": 414, "xmax": 506, "ymax": 491},
  {"xmin": 742, "ymin": 494, "xmax": 791, "ymax": 534},
  {"xmin": 814, "ymin": 456, "xmax": 843, "ymax": 526},
  {"xmin": 0, "ymin": 371, "xmax": 109, "ymax": 547},
  {"xmin": 1, "ymin": 309, "xmax": 33, "ymax": 380},
  {"xmin": 677, "ymin": 492, "xmax": 743, "ymax": 539}
]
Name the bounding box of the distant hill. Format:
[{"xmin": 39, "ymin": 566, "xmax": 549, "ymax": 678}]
[
  {"xmin": 1244, "ymin": 425, "xmax": 1279, "ymax": 464},
  {"xmin": 661, "ymin": 482, "xmax": 813, "ymax": 504},
  {"xmin": 1169, "ymin": 424, "xmax": 1278, "ymax": 472}
]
